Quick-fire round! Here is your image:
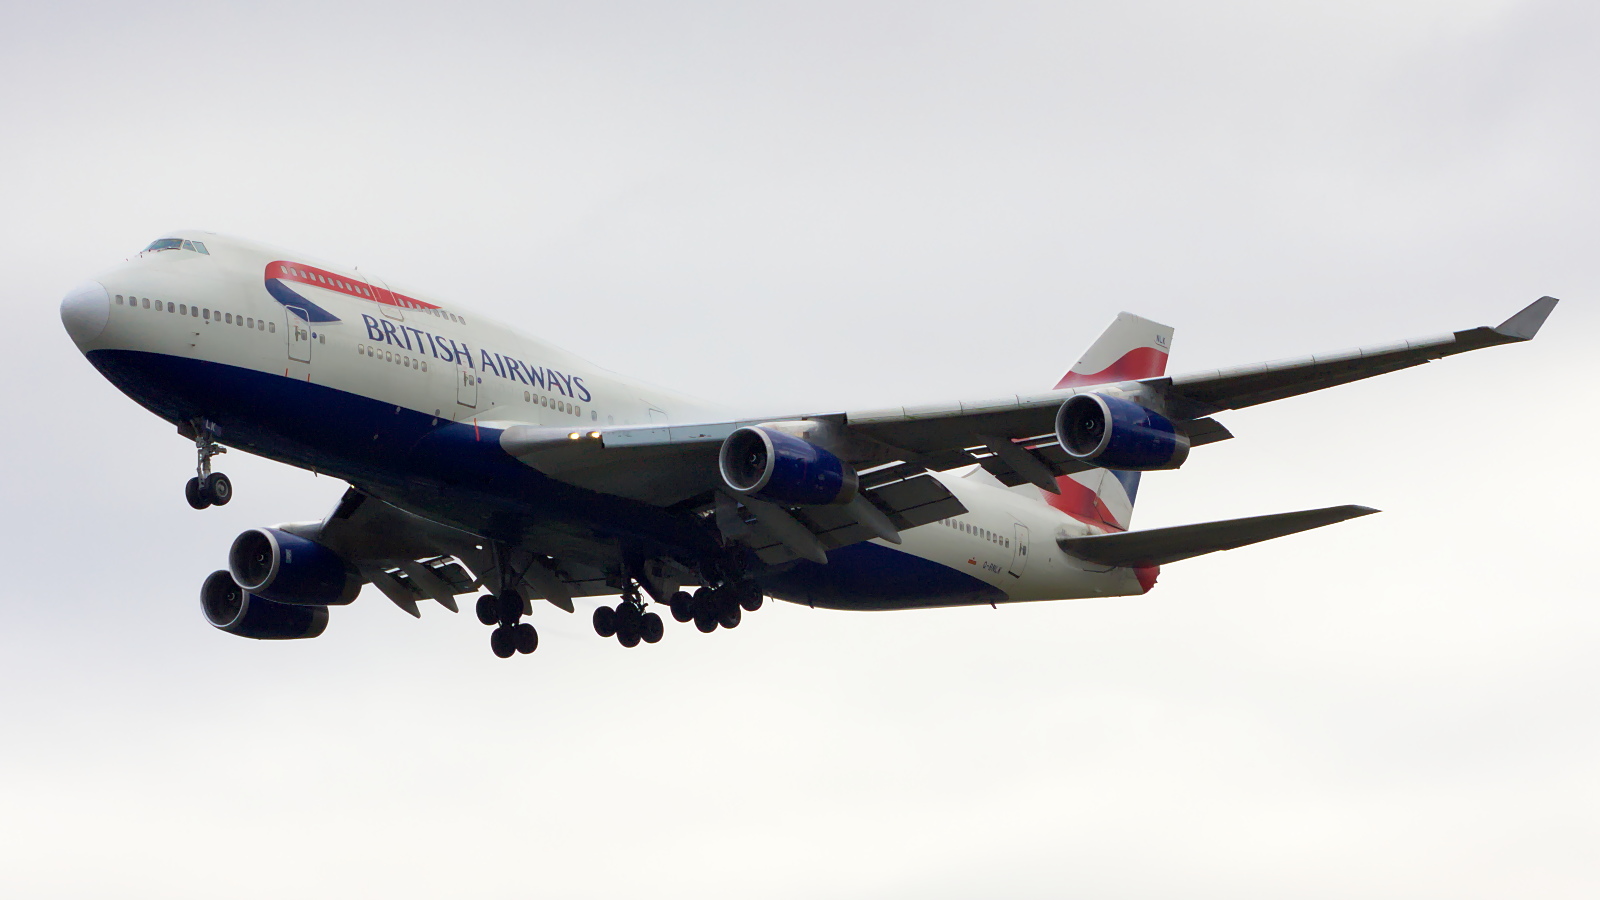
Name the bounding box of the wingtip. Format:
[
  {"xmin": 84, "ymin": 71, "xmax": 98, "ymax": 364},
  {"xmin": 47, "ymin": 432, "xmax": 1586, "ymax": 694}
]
[{"xmin": 1494, "ymin": 296, "xmax": 1559, "ymax": 340}]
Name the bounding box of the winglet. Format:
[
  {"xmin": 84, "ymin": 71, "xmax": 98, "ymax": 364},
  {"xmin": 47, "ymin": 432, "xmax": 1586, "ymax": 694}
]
[{"xmin": 1494, "ymin": 296, "xmax": 1559, "ymax": 341}]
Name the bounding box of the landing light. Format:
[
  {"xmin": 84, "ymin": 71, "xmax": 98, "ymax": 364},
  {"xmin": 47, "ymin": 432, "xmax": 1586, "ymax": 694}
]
[
  {"xmin": 568, "ymin": 432, "xmax": 581, "ymax": 440},
  {"xmin": 588, "ymin": 431, "xmax": 601, "ymax": 439}
]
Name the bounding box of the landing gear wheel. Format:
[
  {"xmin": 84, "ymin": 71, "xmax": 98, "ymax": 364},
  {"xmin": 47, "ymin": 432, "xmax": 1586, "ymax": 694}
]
[
  {"xmin": 496, "ymin": 590, "xmax": 524, "ymax": 625},
  {"xmin": 738, "ymin": 585, "xmax": 764, "ymax": 612},
  {"xmin": 475, "ymin": 595, "xmax": 499, "ymax": 626},
  {"xmin": 694, "ymin": 606, "xmax": 718, "ymax": 633},
  {"xmin": 718, "ymin": 602, "xmax": 742, "ymax": 630},
  {"xmin": 593, "ymin": 605, "xmax": 617, "ymax": 638},
  {"xmin": 615, "ymin": 603, "xmax": 642, "ymax": 646},
  {"xmin": 669, "ymin": 591, "xmax": 694, "ymax": 623},
  {"xmin": 641, "ymin": 612, "xmax": 664, "ymax": 644},
  {"xmin": 490, "ymin": 626, "xmax": 515, "ymax": 658},
  {"xmin": 513, "ymin": 622, "xmax": 539, "ymax": 654},
  {"xmin": 203, "ymin": 472, "xmax": 232, "ymax": 506},
  {"xmin": 185, "ymin": 477, "xmax": 211, "ymax": 510}
]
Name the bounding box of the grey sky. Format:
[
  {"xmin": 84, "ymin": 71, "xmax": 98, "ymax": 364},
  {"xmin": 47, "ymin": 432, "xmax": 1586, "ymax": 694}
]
[{"xmin": 2, "ymin": 2, "xmax": 1596, "ymax": 897}]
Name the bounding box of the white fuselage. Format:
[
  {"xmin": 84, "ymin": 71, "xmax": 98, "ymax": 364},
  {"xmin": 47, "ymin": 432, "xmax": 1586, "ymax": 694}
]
[{"xmin": 65, "ymin": 231, "xmax": 1149, "ymax": 610}]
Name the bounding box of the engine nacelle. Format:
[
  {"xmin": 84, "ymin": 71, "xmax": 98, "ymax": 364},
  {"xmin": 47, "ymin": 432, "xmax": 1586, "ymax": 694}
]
[
  {"xmin": 201, "ymin": 570, "xmax": 328, "ymax": 640},
  {"xmin": 228, "ymin": 527, "xmax": 359, "ymax": 607},
  {"xmin": 719, "ymin": 426, "xmax": 859, "ymax": 506},
  {"xmin": 1055, "ymin": 393, "xmax": 1190, "ymax": 471}
]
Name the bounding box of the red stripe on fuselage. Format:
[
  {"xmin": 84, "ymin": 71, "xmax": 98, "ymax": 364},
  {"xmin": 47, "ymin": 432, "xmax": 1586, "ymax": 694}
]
[
  {"xmin": 264, "ymin": 261, "xmax": 440, "ymax": 311},
  {"xmin": 1054, "ymin": 346, "xmax": 1169, "ymax": 389}
]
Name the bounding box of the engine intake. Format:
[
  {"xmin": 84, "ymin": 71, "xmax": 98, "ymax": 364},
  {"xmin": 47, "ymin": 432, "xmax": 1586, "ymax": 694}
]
[
  {"xmin": 228, "ymin": 528, "xmax": 359, "ymax": 607},
  {"xmin": 1056, "ymin": 393, "xmax": 1190, "ymax": 471},
  {"xmin": 201, "ymin": 570, "xmax": 328, "ymax": 640},
  {"xmin": 719, "ymin": 426, "xmax": 859, "ymax": 506}
]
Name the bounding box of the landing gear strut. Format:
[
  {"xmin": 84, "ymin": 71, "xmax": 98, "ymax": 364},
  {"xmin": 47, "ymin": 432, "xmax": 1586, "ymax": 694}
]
[
  {"xmin": 477, "ymin": 543, "xmax": 540, "ymax": 659},
  {"xmin": 184, "ymin": 419, "xmax": 231, "ymax": 509}
]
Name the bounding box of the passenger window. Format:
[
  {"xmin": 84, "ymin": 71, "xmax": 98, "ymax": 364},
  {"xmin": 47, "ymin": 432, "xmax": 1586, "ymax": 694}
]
[
  {"xmin": 203, "ymin": 309, "xmax": 210, "ymax": 319},
  {"xmin": 178, "ymin": 304, "xmax": 186, "ymax": 314},
  {"xmin": 247, "ymin": 317, "xmax": 254, "ymax": 327},
  {"xmin": 421, "ymin": 362, "xmax": 427, "ymax": 372},
  {"xmin": 166, "ymin": 302, "xmax": 174, "ymax": 312},
  {"xmin": 192, "ymin": 307, "xmax": 199, "ymax": 317},
  {"xmin": 115, "ymin": 295, "xmax": 123, "ymax": 304},
  {"xmin": 268, "ymin": 322, "xmax": 275, "ymax": 333},
  {"xmin": 225, "ymin": 313, "xmax": 232, "ymax": 324},
  {"xmin": 237, "ymin": 317, "xmax": 244, "ymax": 327},
  {"xmin": 367, "ymin": 347, "xmax": 374, "ymax": 357},
  {"xmin": 142, "ymin": 297, "xmax": 150, "ymax": 309},
  {"xmin": 524, "ymin": 391, "xmax": 530, "ymax": 402}
]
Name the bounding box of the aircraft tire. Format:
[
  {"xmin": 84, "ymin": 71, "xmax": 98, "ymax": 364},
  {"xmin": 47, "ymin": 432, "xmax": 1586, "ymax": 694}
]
[
  {"xmin": 618, "ymin": 627, "xmax": 641, "ymax": 648},
  {"xmin": 185, "ymin": 477, "xmax": 211, "ymax": 510},
  {"xmin": 737, "ymin": 584, "xmax": 764, "ymax": 613},
  {"xmin": 489, "ymin": 626, "xmax": 516, "ymax": 658},
  {"xmin": 641, "ymin": 612, "xmax": 664, "ymax": 644},
  {"xmin": 475, "ymin": 595, "xmax": 499, "ymax": 626},
  {"xmin": 592, "ymin": 605, "xmax": 617, "ymax": 638},
  {"xmin": 694, "ymin": 607, "xmax": 718, "ymax": 633},
  {"xmin": 513, "ymin": 622, "xmax": 539, "ymax": 654},
  {"xmin": 717, "ymin": 603, "xmax": 742, "ymax": 630},
  {"xmin": 204, "ymin": 472, "xmax": 232, "ymax": 506},
  {"xmin": 669, "ymin": 591, "xmax": 694, "ymax": 623}
]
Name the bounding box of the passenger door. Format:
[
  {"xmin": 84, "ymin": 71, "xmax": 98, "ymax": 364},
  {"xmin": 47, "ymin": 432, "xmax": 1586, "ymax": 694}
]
[
  {"xmin": 286, "ymin": 309, "xmax": 312, "ymax": 363},
  {"xmin": 1008, "ymin": 523, "xmax": 1030, "ymax": 578},
  {"xmin": 363, "ymin": 272, "xmax": 405, "ymax": 322},
  {"xmin": 456, "ymin": 366, "xmax": 478, "ymax": 408}
]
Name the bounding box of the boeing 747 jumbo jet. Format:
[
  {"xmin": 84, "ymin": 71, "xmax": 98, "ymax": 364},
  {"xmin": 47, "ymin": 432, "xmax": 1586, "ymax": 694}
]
[{"xmin": 60, "ymin": 232, "xmax": 1558, "ymax": 658}]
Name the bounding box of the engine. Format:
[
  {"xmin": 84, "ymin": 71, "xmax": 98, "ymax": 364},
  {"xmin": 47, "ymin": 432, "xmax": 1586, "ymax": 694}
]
[
  {"xmin": 228, "ymin": 527, "xmax": 360, "ymax": 607},
  {"xmin": 200, "ymin": 570, "xmax": 329, "ymax": 640},
  {"xmin": 1055, "ymin": 393, "xmax": 1190, "ymax": 471},
  {"xmin": 718, "ymin": 425, "xmax": 859, "ymax": 506}
]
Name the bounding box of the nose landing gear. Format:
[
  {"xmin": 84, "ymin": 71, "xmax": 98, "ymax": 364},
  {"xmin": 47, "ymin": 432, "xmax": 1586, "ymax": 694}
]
[{"xmin": 184, "ymin": 420, "xmax": 231, "ymax": 509}]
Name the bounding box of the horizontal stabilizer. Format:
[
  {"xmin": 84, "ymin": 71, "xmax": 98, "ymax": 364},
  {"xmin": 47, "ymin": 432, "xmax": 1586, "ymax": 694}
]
[{"xmin": 1057, "ymin": 504, "xmax": 1379, "ymax": 568}]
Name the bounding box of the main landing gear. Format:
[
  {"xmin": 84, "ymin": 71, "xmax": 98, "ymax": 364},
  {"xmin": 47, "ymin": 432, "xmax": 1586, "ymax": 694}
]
[
  {"xmin": 476, "ymin": 589, "xmax": 538, "ymax": 659},
  {"xmin": 592, "ymin": 585, "xmax": 664, "ymax": 648},
  {"xmin": 184, "ymin": 419, "xmax": 232, "ymax": 510},
  {"xmin": 669, "ymin": 581, "xmax": 764, "ymax": 634}
]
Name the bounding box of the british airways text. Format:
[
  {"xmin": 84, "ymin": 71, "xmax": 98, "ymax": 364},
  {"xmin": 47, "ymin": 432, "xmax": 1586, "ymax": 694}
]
[{"xmin": 362, "ymin": 314, "xmax": 591, "ymax": 401}]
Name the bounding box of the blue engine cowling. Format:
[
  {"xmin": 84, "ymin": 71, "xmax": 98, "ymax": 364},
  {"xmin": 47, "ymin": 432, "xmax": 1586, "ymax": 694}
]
[
  {"xmin": 719, "ymin": 426, "xmax": 859, "ymax": 506},
  {"xmin": 200, "ymin": 570, "xmax": 329, "ymax": 640},
  {"xmin": 1055, "ymin": 393, "xmax": 1191, "ymax": 471},
  {"xmin": 228, "ymin": 528, "xmax": 359, "ymax": 607}
]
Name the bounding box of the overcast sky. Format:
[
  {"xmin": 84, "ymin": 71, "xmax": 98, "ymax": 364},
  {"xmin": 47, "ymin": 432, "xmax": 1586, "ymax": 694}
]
[{"xmin": 2, "ymin": 2, "xmax": 1597, "ymax": 897}]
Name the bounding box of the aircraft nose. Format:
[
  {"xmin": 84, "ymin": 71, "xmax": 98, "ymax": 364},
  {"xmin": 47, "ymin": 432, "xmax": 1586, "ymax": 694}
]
[{"xmin": 61, "ymin": 281, "xmax": 111, "ymax": 346}]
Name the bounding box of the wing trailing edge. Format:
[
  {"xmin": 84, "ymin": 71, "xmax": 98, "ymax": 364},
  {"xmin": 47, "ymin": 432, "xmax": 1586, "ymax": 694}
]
[{"xmin": 1056, "ymin": 504, "xmax": 1379, "ymax": 568}]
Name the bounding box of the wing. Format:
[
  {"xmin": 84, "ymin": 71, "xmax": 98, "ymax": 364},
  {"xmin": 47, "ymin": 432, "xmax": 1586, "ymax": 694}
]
[{"xmin": 499, "ymin": 297, "xmax": 1555, "ymax": 561}]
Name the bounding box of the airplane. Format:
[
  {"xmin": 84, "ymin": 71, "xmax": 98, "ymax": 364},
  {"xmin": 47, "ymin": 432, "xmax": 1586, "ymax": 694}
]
[{"xmin": 59, "ymin": 231, "xmax": 1558, "ymax": 658}]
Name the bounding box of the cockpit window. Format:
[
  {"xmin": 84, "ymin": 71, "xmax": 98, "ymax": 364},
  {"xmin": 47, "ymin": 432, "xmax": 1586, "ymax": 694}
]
[{"xmin": 143, "ymin": 238, "xmax": 210, "ymax": 255}]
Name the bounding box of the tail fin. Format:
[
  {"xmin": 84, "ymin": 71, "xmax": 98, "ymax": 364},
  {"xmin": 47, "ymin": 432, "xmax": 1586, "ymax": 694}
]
[{"xmin": 1045, "ymin": 312, "xmax": 1174, "ymax": 532}]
